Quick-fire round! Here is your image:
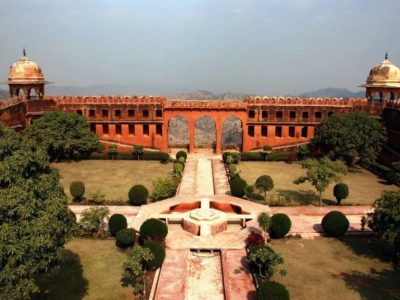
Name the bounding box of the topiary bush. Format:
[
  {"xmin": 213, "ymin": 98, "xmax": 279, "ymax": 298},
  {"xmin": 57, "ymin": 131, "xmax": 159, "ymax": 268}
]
[
  {"xmin": 256, "ymin": 281, "xmax": 290, "ymax": 300},
  {"xmin": 108, "ymin": 214, "xmax": 128, "ymax": 236},
  {"xmin": 321, "ymin": 211, "xmax": 349, "ymax": 237},
  {"xmin": 245, "ymin": 232, "xmax": 265, "ymax": 249},
  {"xmin": 128, "ymin": 185, "xmax": 149, "ymax": 206},
  {"xmin": 70, "ymin": 181, "xmax": 85, "ymax": 201},
  {"xmin": 140, "ymin": 218, "xmax": 168, "ymax": 242},
  {"xmin": 116, "ymin": 228, "xmax": 136, "ymax": 249},
  {"xmin": 333, "ymin": 183, "xmax": 349, "ymax": 205},
  {"xmin": 176, "ymin": 150, "xmax": 187, "ymax": 162},
  {"xmin": 269, "ymin": 213, "xmax": 291, "ymax": 238},
  {"xmin": 144, "ymin": 240, "xmax": 166, "ymax": 270},
  {"xmin": 173, "ymin": 163, "xmax": 184, "ymax": 175},
  {"xmin": 230, "ymin": 177, "xmax": 247, "ymax": 198}
]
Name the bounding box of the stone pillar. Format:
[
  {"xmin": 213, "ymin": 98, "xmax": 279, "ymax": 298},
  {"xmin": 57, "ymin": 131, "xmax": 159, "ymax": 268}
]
[
  {"xmin": 189, "ymin": 119, "xmax": 195, "ymax": 153},
  {"xmin": 215, "ymin": 121, "xmax": 222, "ymax": 154}
]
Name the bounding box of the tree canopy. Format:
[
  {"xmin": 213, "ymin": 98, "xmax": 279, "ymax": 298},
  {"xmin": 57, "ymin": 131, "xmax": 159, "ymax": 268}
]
[
  {"xmin": 314, "ymin": 112, "xmax": 387, "ymax": 165},
  {"xmin": 294, "ymin": 157, "xmax": 348, "ymax": 206},
  {"xmin": 367, "ymin": 191, "xmax": 400, "ymax": 264},
  {"xmin": 25, "ymin": 110, "xmax": 99, "ymax": 161},
  {"xmin": 0, "ymin": 124, "xmax": 75, "ymax": 299}
]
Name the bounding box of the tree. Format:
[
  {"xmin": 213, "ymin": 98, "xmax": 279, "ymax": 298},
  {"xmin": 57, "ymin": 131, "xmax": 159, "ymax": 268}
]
[
  {"xmin": 257, "ymin": 212, "xmax": 271, "ymax": 239},
  {"xmin": 108, "ymin": 144, "xmax": 118, "ymax": 160},
  {"xmin": 367, "ymin": 191, "xmax": 400, "ymax": 264},
  {"xmin": 121, "ymin": 246, "xmax": 154, "ymax": 299},
  {"xmin": 333, "ymin": 183, "xmax": 349, "ymax": 205},
  {"xmin": 314, "ymin": 112, "xmax": 387, "ymax": 165},
  {"xmin": 133, "ymin": 144, "xmax": 144, "ymax": 160},
  {"xmin": 247, "ymin": 245, "xmax": 286, "ymax": 280},
  {"xmin": 294, "ymin": 157, "xmax": 348, "ymax": 206},
  {"xmin": 255, "ymin": 175, "xmax": 274, "ymax": 200},
  {"xmin": 0, "ymin": 124, "xmax": 75, "ymax": 299},
  {"xmin": 25, "ymin": 110, "xmax": 99, "ymax": 161},
  {"xmin": 79, "ymin": 206, "xmax": 109, "ymax": 234}
]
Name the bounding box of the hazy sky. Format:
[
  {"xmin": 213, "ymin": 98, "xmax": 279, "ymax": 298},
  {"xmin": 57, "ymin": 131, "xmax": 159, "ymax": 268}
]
[{"xmin": 1, "ymin": 0, "xmax": 400, "ymax": 95}]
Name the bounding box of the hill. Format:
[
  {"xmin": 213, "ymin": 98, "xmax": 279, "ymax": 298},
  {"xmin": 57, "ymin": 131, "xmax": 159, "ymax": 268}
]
[{"xmin": 297, "ymin": 88, "xmax": 364, "ymax": 98}]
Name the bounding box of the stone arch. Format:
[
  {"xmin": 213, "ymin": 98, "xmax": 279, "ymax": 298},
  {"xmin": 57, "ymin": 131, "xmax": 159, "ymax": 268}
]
[
  {"xmin": 195, "ymin": 116, "xmax": 216, "ymax": 148},
  {"xmin": 168, "ymin": 115, "xmax": 189, "ymax": 148},
  {"xmin": 385, "ymin": 92, "xmax": 395, "ymax": 101},
  {"xmin": 221, "ymin": 116, "xmax": 243, "ymax": 150},
  {"xmin": 373, "ymin": 91, "xmax": 383, "ymax": 102}
]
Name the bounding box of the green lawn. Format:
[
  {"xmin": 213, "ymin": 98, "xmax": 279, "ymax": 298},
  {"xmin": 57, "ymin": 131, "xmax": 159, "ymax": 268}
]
[
  {"xmin": 270, "ymin": 237, "xmax": 400, "ymax": 300},
  {"xmin": 238, "ymin": 161, "xmax": 398, "ymax": 205},
  {"xmin": 34, "ymin": 239, "xmax": 135, "ymax": 300},
  {"xmin": 53, "ymin": 160, "xmax": 172, "ymax": 202}
]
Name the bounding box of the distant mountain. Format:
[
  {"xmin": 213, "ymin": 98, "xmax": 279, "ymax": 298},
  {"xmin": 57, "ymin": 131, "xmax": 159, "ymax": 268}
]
[
  {"xmin": 296, "ymin": 88, "xmax": 364, "ymax": 98},
  {"xmin": 0, "ymin": 89, "xmax": 9, "ymax": 100},
  {"xmin": 174, "ymin": 90, "xmax": 251, "ymax": 100}
]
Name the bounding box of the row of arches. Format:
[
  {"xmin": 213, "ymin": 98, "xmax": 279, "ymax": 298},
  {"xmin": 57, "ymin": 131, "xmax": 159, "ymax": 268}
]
[{"xmin": 168, "ymin": 115, "xmax": 243, "ymax": 149}]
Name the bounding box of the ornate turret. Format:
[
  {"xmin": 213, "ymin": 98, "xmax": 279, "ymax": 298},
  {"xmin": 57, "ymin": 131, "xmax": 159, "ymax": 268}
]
[{"xmin": 5, "ymin": 49, "xmax": 49, "ymax": 99}]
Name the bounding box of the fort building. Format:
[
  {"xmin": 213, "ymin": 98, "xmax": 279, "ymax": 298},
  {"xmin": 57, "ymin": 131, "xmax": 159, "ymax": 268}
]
[{"xmin": 1, "ymin": 51, "xmax": 400, "ymax": 154}]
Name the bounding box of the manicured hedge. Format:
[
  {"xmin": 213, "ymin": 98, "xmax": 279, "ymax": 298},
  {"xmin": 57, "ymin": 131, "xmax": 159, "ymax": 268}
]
[
  {"xmin": 321, "ymin": 211, "xmax": 349, "ymax": 237},
  {"xmin": 269, "ymin": 213, "xmax": 291, "ymax": 238},
  {"xmin": 128, "ymin": 185, "xmax": 149, "ymax": 206},
  {"xmin": 333, "ymin": 183, "xmax": 349, "ymax": 204},
  {"xmin": 89, "ymin": 150, "xmax": 169, "ymax": 161},
  {"xmin": 116, "ymin": 228, "xmax": 135, "ymax": 249},
  {"xmin": 144, "ymin": 240, "xmax": 166, "ymax": 270},
  {"xmin": 230, "ymin": 177, "xmax": 247, "ymax": 198},
  {"xmin": 176, "ymin": 150, "xmax": 187, "ymax": 161},
  {"xmin": 140, "ymin": 218, "xmax": 168, "ymax": 242},
  {"xmin": 240, "ymin": 152, "xmax": 265, "ymax": 161},
  {"xmin": 108, "ymin": 214, "xmax": 128, "ymax": 236},
  {"xmin": 257, "ymin": 281, "xmax": 290, "ymax": 300},
  {"xmin": 240, "ymin": 151, "xmax": 293, "ymax": 161},
  {"xmin": 70, "ymin": 181, "xmax": 85, "ymax": 201}
]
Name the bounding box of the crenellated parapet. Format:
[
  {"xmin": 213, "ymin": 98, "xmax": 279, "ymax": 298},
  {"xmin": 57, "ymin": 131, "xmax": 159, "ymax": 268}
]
[
  {"xmin": 48, "ymin": 95, "xmax": 167, "ymax": 105},
  {"xmin": 245, "ymin": 96, "xmax": 370, "ymax": 107},
  {"xmin": 165, "ymin": 100, "xmax": 247, "ymax": 110}
]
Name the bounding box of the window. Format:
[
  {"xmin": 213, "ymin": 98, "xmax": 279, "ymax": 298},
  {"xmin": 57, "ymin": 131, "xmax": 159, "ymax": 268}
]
[
  {"xmin": 142, "ymin": 109, "xmax": 149, "ymax": 117},
  {"xmin": 275, "ymin": 126, "xmax": 282, "ymax": 137},
  {"xmin": 315, "ymin": 111, "xmax": 322, "ymax": 119},
  {"xmin": 89, "ymin": 109, "xmax": 96, "ymax": 117},
  {"xmin": 276, "ymin": 111, "xmax": 283, "ymax": 119},
  {"xmin": 102, "ymin": 124, "xmax": 109, "ymax": 135},
  {"xmin": 156, "ymin": 109, "xmax": 163, "ymax": 117},
  {"xmin": 143, "ymin": 124, "xmax": 149, "ymax": 135},
  {"xmin": 302, "ymin": 111, "xmax": 309, "ymax": 119},
  {"xmin": 261, "ymin": 125, "xmax": 268, "ymax": 137},
  {"xmin": 128, "ymin": 124, "xmax": 135, "ymax": 135},
  {"xmin": 290, "ymin": 111, "xmax": 296, "ymax": 119},
  {"xmin": 289, "ymin": 126, "xmax": 295, "ymax": 138},
  {"xmin": 248, "ymin": 125, "xmax": 255, "ymax": 137},
  {"xmin": 76, "ymin": 109, "xmax": 83, "ymax": 116},
  {"xmin": 156, "ymin": 124, "xmax": 162, "ymax": 135},
  {"xmin": 248, "ymin": 110, "xmax": 255, "ymax": 118},
  {"xmin": 116, "ymin": 124, "xmax": 122, "ymax": 135},
  {"xmin": 102, "ymin": 109, "xmax": 108, "ymax": 117},
  {"xmin": 262, "ymin": 110, "xmax": 268, "ymax": 119},
  {"xmin": 90, "ymin": 123, "xmax": 96, "ymax": 133},
  {"xmin": 114, "ymin": 109, "xmax": 121, "ymax": 117},
  {"xmin": 128, "ymin": 109, "xmax": 135, "ymax": 117},
  {"xmin": 301, "ymin": 126, "xmax": 308, "ymax": 138}
]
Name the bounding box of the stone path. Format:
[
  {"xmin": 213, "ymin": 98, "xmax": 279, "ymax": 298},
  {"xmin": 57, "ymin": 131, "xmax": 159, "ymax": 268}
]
[
  {"xmin": 195, "ymin": 158, "xmax": 214, "ymax": 195},
  {"xmin": 212, "ymin": 159, "xmax": 231, "ymax": 195},
  {"xmin": 177, "ymin": 158, "xmax": 197, "ymax": 195}
]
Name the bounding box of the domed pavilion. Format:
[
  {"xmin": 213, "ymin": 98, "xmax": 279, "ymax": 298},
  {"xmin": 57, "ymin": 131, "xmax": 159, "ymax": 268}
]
[{"xmin": 5, "ymin": 49, "xmax": 49, "ymax": 99}]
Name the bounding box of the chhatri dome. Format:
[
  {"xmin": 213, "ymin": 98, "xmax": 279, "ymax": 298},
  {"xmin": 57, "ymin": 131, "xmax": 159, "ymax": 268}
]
[
  {"xmin": 5, "ymin": 49, "xmax": 49, "ymax": 99},
  {"xmin": 365, "ymin": 53, "xmax": 400, "ymax": 88}
]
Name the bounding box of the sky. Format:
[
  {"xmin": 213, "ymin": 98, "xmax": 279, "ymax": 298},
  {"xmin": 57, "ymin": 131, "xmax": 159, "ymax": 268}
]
[{"xmin": 1, "ymin": 0, "xmax": 400, "ymax": 95}]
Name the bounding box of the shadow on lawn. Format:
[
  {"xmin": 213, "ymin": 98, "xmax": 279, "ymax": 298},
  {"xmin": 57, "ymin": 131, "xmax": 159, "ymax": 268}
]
[
  {"xmin": 276, "ymin": 189, "xmax": 319, "ymax": 205},
  {"xmin": 33, "ymin": 250, "xmax": 88, "ymax": 300}
]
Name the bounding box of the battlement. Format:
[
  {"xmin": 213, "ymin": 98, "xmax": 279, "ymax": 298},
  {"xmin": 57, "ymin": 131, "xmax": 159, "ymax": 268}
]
[
  {"xmin": 48, "ymin": 95, "xmax": 167, "ymax": 105},
  {"xmin": 245, "ymin": 96, "xmax": 370, "ymax": 107},
  {"xmin": 165, "ymin": 100, "xmax": 247, "ymax": 110}
]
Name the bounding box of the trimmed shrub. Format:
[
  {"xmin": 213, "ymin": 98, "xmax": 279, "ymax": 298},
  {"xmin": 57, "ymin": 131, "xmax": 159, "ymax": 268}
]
[
  {"xmin": 245, "ymin": 232, "xmax": 265, "ymax": 249},
  {"xmin": 385, "ymin": 171, "xmax": 398, "ymax": 184},
  {"xmin": 227, "ymin": 164, "xmax": 238, "ymax": 179},
  {"xmin": 263, "ymin": 145, "xmax": 273, "ymax": 151},
  {"xmin": 241, "ymin": 152, "xmax": 265, "ymax": 161},
  {"xmin": 269, "ymin": 213, "xmax": 291, "ymax": 238},
  {"xmin": 222, "ymin": 151, "xmax": 231, "ymax": 163},
  {"xmin": 151, "ymin": 177, "xmax": 179, "ymax": 201},
  {"xmin": 116, "ymin": 228, "xmax": 136, "ymax": 249},
  {"xmin": 177, "ymin": 157, "xmax": 186, "ymax": 165},
  {"xmin": 230, "ymin": 177, "xmax": 247, "ymax": 198},
  {"xmin": 140, "ymin": 218, "xmax": 168, "ymax": 242},
  {"xmin": 128, "ymin": 185, "xmax": 149, "ymax": 206},
  {"xmin": 267, "ymin": 152, "xmax": 292, "ymax": 161},
  {"xmin": 255, "ymin": 175, "xmax": 274, "ymax": 199},
  {"xmin": 70, "ymin": 181, "xmax": 85, "ymax": 201},
  {"xmin": 256, "ymin": 281, "xmax": 290, "ymax": 300},
  {"xmin": 144, "ymin": 240, "xmax": 166, "ymax": 270},
  {"xmin": 176, "ymin": 150, "xmax": 187, "ymax": 162},
  {"xmin": 108, "ymin": 214, "xmax": 128, "ymax": 236},
  {"xmin": 173, "ymin": 163, "xmax": 184, "ymax": 175},
  {"xmin": 333, "ymin": 183, "xmax": 349, "ymax": 205},
  {"xmin": 321, "ymin": 211, "xmax": 349, "ymax": 237},
  {"xmin": 142, "ymin": 151, "xmax": 170, "ymax": 162}
]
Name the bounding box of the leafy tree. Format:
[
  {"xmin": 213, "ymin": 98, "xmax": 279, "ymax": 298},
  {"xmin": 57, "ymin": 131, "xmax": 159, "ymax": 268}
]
[
  {"xmin": 25, "ymin": 110, "xmax": 99, "ymax": 161},
  {"xmin": 121, "ymin": 246, "xmax": 154, "ymax": 299},
  {"xmin": 255, "ymin": 175, "xmax": 274, "ymax": 200},
  {"xmin": 108, "ymin": 144, "xmax": 118, "ymax": 160},
  {"xmin": 133, "ymin": 144, "xmax": 144, "ymax": 160},
  {"xmin": 314, "ymin": 112, "xmax": 387, "ymax": 165},
  {"xmin": 247, "ymin": 245, "xmax": 286, "ymax": 280},
  {"xmin": 79, "ymin": 206, "xmax": 109, "ymax": 234},
  {"xmin": 0, "ymin": 124, "xmax": 75, "ymax": 299},
  {"xmin": 294, "ymin": 157, "xmax": 347, "ymax": 206},
  {"xmin": 257, "ymin": 212, "xmax": 271, "ymax": 239},
  {"xmin": 333, "ymin": 183, "xmax": 349, "ymax": 205},
  {"xmin": 367, "ymin": 191, "xmax": 400, "ymax": 264}
]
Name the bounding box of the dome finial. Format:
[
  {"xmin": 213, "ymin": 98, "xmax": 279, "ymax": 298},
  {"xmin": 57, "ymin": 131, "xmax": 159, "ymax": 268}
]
[
  {"xmin": 385, "ymin": 51, "xmax": 388, "ymax": 60},
  {"xmin": 23, "ymin": 48, "xmax": 26, "ymax": 57}
]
